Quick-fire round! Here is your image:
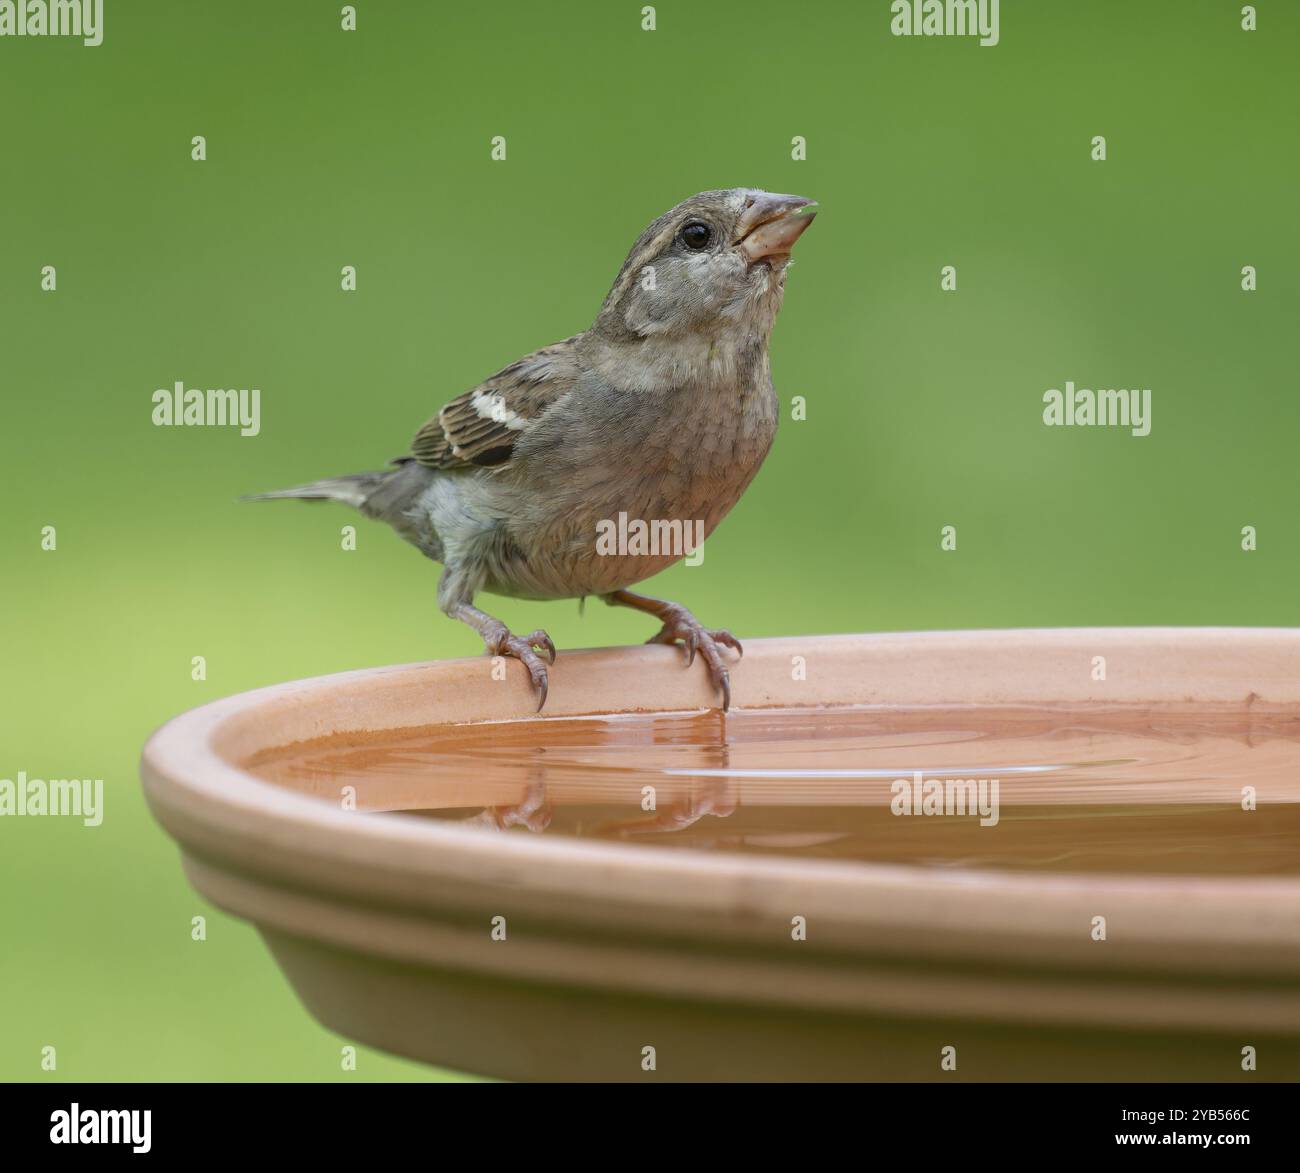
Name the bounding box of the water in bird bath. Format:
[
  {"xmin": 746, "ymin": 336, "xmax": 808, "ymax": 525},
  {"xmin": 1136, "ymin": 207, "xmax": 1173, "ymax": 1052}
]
[{"xmin": 245, "ymin": 704, "xmax": 1300, "ymax": 876}]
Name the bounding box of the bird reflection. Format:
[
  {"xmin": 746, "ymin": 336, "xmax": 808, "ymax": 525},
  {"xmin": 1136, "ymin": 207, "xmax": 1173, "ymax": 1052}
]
[{"xmin": 456, "ymin": 726, "xmax": 740, "ymax": 841}]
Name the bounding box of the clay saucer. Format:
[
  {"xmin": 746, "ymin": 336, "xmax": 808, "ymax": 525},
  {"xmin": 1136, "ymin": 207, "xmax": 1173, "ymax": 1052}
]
[{"xmin": 141, "ymin": 629, "xmax": 1300, "ymax": 1080}]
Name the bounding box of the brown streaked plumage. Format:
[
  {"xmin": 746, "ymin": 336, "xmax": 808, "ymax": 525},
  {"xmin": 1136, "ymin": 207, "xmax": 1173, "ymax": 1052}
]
[{"xmin": 246, "ymin": 188, "xmax": 817, "ymax": 710}]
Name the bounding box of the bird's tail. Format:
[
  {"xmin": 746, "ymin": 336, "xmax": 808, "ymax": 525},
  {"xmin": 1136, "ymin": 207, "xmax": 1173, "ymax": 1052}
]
[{"xmin": 241, "ymin": 471, "xmax": 390, "ymax": 509}]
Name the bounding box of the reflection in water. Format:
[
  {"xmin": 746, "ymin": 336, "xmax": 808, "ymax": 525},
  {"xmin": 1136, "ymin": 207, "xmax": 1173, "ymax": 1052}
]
[{"xmin": 245, "ymin": 704, "xmax": 1300, "ymax": 875}]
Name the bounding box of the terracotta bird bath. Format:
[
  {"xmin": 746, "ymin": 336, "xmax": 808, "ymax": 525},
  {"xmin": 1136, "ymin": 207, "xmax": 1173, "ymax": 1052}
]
[{"xmin": 141, "ymin": 629, "xmax": 1300, "ymax": 1081}]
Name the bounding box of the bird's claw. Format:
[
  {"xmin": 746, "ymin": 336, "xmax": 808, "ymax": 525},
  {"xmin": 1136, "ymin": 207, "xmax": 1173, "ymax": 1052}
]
[
  {"xmin": 524, "ymin": 629, "xmax": 557, "ymax": 665},
  {"xmin": 488, "ymin": 628, "xmax": 556, "ymax": 711},
  {"xmin": 647, "ymin": 608, "xmax": 742, "ymax": 711},
  {"xmin": 711, "ymin": 629, "xmax": 743, "ymax": 659}
]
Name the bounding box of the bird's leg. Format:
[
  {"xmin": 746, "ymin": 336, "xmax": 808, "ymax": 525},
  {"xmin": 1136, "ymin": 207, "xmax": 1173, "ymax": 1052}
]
[
  {"xmin": 448, "ymin": 601, "xmax": 556, "ymax": 712},
  {"xmin": 604, "ymin": 589, "xmax": 742, "ymax": 710}
]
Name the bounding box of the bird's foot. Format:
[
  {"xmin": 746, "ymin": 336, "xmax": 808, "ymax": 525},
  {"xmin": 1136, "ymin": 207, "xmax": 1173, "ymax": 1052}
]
[
  {"xmin": 484, "ymin": 625, "xmax": 556, "ymax": 712},
  {"xmin": 646, "ymin": 604, "xmax": 743, "ymax": 711}
]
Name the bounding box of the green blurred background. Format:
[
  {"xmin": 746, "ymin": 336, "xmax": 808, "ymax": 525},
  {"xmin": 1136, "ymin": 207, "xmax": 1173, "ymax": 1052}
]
[{"xmin": 1, "ymin": 0, "xmax": 1296, "ymax": 1080}]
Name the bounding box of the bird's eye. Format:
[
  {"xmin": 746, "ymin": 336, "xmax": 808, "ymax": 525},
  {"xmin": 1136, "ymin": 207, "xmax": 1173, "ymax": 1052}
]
[{"xmin": 680, "ymin": 221, "xmax": 712, "ymax": 250}]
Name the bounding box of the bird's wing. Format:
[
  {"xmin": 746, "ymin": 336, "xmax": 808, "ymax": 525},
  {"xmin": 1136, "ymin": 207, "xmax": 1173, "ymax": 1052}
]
[{"xmin": 410, "ymin": 336, "xmax": 582, "ymax": 470}]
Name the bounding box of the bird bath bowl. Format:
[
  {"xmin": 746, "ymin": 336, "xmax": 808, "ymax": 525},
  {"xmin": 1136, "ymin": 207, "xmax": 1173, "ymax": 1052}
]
[{"xmin": 141, "ymin": 629, "xmax": 1300, "ymax": 1081}]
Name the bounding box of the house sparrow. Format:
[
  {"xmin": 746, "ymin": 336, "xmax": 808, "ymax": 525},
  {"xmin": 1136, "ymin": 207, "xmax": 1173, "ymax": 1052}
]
[{"xmin": 248, "ymin": 188, "xmax": 816, "ymax": 711}]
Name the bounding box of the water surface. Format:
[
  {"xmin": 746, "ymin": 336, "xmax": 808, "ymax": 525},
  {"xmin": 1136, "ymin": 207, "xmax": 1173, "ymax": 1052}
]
[{"xmin": 245, "ymin": 704, "xmax": 1300, "ymax": 875}]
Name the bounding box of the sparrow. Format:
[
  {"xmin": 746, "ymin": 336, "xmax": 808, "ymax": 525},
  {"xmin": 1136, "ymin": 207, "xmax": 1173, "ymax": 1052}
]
[{"xmin": 247, "ymin": 188, "xmax": 817, "ymax": 711}]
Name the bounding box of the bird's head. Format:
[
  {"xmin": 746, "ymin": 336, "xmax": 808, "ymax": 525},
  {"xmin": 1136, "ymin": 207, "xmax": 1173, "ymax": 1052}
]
[{"xmin": 593, "ymin": 188, "xmax": 816, "ymax": 343}]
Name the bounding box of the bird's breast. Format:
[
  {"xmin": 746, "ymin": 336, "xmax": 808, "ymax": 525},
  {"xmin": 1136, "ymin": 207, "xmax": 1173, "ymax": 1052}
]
[{"xmin": 488, "ymin": 364, "xmax": 779, "ymax": 599}]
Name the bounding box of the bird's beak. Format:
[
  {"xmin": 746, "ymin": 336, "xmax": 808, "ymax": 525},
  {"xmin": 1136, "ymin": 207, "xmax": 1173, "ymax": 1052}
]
[{"xmin": 735, "ymin": 193, "xmax": 817, "ymax": 263}]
